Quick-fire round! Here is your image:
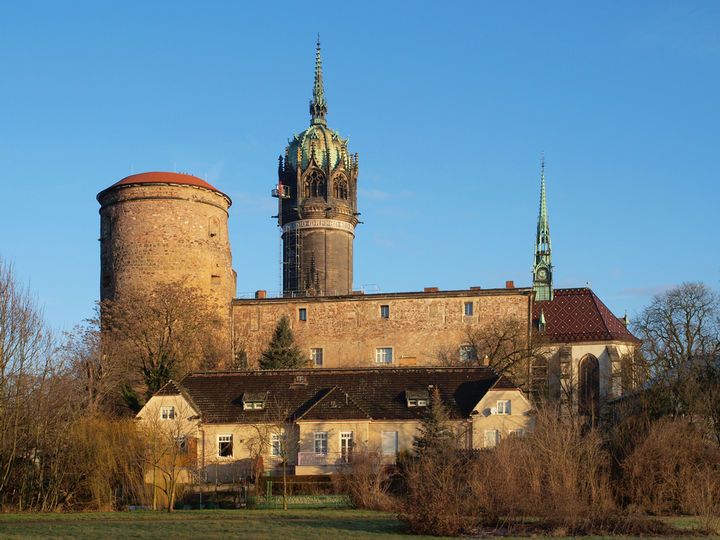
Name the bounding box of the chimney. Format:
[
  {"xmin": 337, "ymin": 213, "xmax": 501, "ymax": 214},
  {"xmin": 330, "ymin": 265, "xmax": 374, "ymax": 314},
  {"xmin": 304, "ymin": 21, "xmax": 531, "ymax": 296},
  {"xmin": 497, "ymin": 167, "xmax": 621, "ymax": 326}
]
[
  {"xmin": 255, "ymin": 290, "xmax": 267, "ymax": 299},
  {"xmin": 505, "ymin": 281, "xmax": 514, "ymax": 289},
  {"xmin": 424, "ymin": 287, "xmax": 439, "ymax": 292},
  {"xmin": 470, "ymin": 286, "xmax": 482, "ymax": 290}
]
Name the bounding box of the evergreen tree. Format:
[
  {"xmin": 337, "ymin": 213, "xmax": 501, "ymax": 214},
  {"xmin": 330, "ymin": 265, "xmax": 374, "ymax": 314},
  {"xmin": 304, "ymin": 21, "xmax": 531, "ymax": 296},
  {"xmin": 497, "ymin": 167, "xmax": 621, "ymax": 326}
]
[
  {"xmin": 412, "ymin": 387, "xmax": 455, "ymax": 456},
  {"xmin": 260, "ymin": 315, "xmax": 309, "ymax": 369}
]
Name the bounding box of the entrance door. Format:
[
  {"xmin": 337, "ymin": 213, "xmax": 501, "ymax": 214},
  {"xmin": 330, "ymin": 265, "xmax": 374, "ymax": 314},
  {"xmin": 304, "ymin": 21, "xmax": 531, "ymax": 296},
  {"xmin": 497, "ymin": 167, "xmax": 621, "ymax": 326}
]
[{"xmin": 340, "ymin": 432, "xmax": 353, "ymax": 463}]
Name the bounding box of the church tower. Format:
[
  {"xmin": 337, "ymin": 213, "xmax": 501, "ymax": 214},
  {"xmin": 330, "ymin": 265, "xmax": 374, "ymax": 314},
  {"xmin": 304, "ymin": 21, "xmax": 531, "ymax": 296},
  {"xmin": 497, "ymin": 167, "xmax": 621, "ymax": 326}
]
[
  {"xmin": 273, "ymin": 39, "xmax": 359, "ymax": 296},
  {"xmin": 533, "ymin": 158, "xmax": 553, "ymax": 301}
]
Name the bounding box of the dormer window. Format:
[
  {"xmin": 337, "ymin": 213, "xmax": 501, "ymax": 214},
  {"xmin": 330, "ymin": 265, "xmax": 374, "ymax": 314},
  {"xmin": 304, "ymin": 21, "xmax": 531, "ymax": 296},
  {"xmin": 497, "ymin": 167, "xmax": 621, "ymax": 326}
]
[
  {"xmin": 242, "ymin": 392, "xmax": 267, "ymax": 410},
  {"xmin": 406, "ymin": 389, "xmax": 429, "ymax": 407}
]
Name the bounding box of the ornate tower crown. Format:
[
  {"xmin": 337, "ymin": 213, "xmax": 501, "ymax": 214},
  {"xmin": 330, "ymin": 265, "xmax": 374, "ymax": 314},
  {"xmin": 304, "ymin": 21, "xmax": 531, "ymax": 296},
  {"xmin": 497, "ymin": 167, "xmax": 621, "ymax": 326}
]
[
  {"xmin": 309, "ymin": 36, "xmax": 327, "ymax": 125},
  {"xmin": 273, "ymin": 38, "xmax": 360, "ymax": 297},
  {"xmin": 533, "ymin": 156, "xmax": 553, "ymax": 302}
]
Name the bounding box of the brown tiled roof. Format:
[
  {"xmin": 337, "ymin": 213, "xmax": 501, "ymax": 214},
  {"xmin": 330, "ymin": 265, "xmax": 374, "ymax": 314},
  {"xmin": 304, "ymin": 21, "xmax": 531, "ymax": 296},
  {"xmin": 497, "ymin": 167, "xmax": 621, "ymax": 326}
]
[
  {"xmin": 490, "ymin": 375, "xmax": 519, "ymax": 390},
  {"xmin": 166, "ymin": 367, "xmax": 509, "ymax": 424},
  {"xmin": 533, "ymin": 288, "xmax": 639, "ymax": 343},
  {"xmin": 107, "ymin": 171, "xmax": 225, "ymax": 195},
  {"xmin": 156, "ymin": 380, "xmax": 182, "ymax": 396},
  {"xmin": 297, "ymin": 386, "xmax": 372, "ymax": 421}
]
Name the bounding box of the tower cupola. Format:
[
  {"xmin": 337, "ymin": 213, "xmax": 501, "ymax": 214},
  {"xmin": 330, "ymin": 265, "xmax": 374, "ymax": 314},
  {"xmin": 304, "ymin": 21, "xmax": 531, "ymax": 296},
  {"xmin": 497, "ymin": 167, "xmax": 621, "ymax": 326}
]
[{"xmin": 273, "ymin": 39, "xmax": 359, "ymax": 297}]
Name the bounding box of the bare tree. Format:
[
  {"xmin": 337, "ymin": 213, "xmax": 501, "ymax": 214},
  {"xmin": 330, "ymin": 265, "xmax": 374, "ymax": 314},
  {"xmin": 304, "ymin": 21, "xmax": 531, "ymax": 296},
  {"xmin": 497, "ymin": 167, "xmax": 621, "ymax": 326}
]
[
  {"xmin": 243, "ymin": 399, "xmax": 299, "ymax": 510},
  {"xmin": 0, "ymin": 258, "xmax": 55, "ymax": 506},
  {"xmin": 437, "ymin": 317, "xmax": 545, "ymax": 388},
  {"xmin": 101, "ymin": 281, "xmax": 227, "ymax": 401},
  {"xmin": 61, "ymin": 312, "xmax": 129, "ymax": 414},
  {"xmin": 633, "ymin": 282, "xmax": 720, "ymax": 383},
  {"xmin": 141, "ymin": 401, "xmax": 197, "ymax": 512}
]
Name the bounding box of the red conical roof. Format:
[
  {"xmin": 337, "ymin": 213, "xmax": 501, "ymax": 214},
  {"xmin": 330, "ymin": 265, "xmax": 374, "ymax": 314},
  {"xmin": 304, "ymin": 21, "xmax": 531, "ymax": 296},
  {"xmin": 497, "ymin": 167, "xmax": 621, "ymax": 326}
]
[{"xmin": 108, "ymin": 172, "xmax": 224, "ymax": 194}]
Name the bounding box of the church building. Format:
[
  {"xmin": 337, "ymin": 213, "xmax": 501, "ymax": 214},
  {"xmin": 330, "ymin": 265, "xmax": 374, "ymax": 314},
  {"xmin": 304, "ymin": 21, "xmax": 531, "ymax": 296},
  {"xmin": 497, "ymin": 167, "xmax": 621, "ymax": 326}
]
[{"xmin": 98, "ymin": 40, "xmax": 640, "ymax": 417}]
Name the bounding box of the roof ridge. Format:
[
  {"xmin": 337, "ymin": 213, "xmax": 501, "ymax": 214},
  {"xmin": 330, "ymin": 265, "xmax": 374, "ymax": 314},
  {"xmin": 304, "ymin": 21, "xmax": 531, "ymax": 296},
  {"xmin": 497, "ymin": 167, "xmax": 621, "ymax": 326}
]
[
  {"xmin": 186, "ymin": 366, "xmax": 498, "ymax": 376},
  {"xmin": 296, "ymin": 385, "xmax": 372, "ymax": 420}
]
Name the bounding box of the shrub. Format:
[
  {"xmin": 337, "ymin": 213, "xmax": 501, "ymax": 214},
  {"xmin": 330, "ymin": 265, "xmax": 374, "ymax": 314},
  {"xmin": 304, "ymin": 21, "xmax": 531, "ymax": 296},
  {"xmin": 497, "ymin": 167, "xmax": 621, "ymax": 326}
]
[
  {"xmin": 343, "ymin": 453, "xmax": 396, "ymax": 511},
  {"xmin": 623, "ymin": 417, "xmax": 720, "ymax": 516}
]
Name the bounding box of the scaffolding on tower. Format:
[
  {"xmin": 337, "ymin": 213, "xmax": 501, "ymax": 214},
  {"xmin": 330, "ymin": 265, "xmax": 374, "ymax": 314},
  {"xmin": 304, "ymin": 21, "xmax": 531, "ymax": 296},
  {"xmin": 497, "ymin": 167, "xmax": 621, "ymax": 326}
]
[{"xmin": 272, "ymin": 182, "xmax": 302, "ymax": 296}]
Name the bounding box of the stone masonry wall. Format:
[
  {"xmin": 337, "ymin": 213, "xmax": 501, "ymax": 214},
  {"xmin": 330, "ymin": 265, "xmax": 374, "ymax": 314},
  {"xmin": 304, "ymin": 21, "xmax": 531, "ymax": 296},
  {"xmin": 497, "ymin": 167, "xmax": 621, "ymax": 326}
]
[
  {"xmin": 98, "ymin": 183, "xmax": 235, "ymax": 352},
  {"xmin": 233, "ymin": 288, "xmax": 532, "ymax": 368}
]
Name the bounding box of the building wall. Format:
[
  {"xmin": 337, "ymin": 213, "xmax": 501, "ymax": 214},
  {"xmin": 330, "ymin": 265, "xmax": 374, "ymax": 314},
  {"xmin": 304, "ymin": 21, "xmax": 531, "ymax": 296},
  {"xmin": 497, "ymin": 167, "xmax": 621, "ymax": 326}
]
[
  {"xmin": 233, "ymin": 288, "xmax": 533, "ymax": 368},
  {"xmin": 98, "ymin": 182, "xmax": 235, "ymax": 351},
  {"xmin": 284, "ymin": 227, "xmax": 354, "ymax": 296},
  {"xmin": 537, "ymin": 341, "xmax": 636, "ymax": 406},
  {"xmin": 472, "ymin": 389, "xmax": 534, "ymax": 448}
]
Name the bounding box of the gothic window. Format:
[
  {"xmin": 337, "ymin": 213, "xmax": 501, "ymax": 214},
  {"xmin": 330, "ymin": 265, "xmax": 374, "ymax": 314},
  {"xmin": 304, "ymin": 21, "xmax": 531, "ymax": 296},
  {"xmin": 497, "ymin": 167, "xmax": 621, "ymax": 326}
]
[
  {"xmin": 578, "ymin": 355, "xmax": 600, "ymax": 418},
  {"xmin": 333, "ymin": 175, "xmax": 348, "ymax": 199},
  {"xmin": 304, "ymin": 170, "xmax": 326, "ymax": 198}
]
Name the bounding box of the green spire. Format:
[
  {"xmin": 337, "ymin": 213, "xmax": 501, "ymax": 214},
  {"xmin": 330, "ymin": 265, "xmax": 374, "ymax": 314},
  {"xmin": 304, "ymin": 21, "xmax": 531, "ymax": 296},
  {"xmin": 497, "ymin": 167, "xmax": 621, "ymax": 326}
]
[
  {"xmin": 309, "ymin": 36, "xmax": 327, "ymax": 125},
  {"xmin": 533, "ymin": 156, "xmax": 553, "ymax": 301}
]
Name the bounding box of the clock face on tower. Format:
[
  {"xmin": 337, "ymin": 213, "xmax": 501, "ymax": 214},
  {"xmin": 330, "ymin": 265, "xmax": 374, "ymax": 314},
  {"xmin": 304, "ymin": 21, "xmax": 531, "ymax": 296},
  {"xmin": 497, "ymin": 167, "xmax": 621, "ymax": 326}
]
[{"xmin": 537, "ymin": 268, "xmax": 548, "ymax": 281}]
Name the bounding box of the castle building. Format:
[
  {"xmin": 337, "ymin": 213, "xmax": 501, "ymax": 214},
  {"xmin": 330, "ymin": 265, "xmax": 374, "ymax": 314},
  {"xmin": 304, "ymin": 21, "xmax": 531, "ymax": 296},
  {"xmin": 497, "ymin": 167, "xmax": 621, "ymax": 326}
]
[{"xmin": 99, "ymin": 41, "xmax": 640, "ymax": 414}]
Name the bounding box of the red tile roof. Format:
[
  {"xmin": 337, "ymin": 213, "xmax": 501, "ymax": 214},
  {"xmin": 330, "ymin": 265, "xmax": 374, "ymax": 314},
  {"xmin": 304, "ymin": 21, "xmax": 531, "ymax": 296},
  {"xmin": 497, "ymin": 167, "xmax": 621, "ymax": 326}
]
[
  {"xmin": 533, "ymin": 288, "xmax": 639, "ymax": 343},
  {"xmin": 108, "ymin": 171, "xmax": 224, "ymax": 194}
]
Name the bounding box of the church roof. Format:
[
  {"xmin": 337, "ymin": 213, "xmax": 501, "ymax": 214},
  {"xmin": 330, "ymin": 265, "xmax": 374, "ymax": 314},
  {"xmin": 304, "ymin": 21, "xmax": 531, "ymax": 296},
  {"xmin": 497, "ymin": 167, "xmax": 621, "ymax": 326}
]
[
  {"xmin": 532, "ymin": 288, "xmax": 639, "ymax": 343},
  {"xmin": 105, "ymin": 172, "xmax": 225, "ymax": 195},
  {"xmin": 157, "ymin": 367, "xmax": 511, "ymax": 424}
]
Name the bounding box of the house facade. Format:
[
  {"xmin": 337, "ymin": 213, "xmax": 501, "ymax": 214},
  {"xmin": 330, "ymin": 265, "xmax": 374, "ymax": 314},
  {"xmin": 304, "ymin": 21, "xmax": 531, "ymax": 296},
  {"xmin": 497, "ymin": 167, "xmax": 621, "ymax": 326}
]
[{"xmin": 137, "ymin": 367, "xmax": 534, "ymax": 481}]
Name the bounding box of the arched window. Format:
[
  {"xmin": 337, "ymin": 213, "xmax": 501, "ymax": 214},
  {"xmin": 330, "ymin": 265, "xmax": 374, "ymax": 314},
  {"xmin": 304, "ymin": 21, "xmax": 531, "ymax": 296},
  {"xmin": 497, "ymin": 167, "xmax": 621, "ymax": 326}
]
[
  {"xmin": 578, "ymin": 355, "xmax": 600, "ymax": 418},
  {"xmin": 304, "ymin": 170, "xmax": 326, "ymax": 198},
  {"xmin": 333, "ymin": 176, "xmax": 348, "ymax": 199}
]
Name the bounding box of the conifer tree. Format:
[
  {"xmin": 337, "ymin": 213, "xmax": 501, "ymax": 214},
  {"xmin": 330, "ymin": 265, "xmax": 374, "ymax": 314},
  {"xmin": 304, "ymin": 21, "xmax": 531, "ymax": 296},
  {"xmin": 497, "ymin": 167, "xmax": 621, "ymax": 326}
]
[
  {"xmin": 412, "ymin": 387, "xmax": 455, "ymax": 456},
  {"xmin": 260, "ymin": 315, "xmax": 308, "ymax": 369}
]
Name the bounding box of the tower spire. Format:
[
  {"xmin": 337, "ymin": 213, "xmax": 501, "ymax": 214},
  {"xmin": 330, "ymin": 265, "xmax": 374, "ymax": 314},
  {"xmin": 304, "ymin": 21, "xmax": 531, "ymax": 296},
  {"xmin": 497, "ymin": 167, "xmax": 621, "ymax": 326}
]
[
  {"xmin": 309, "ymin": 35, "xmax": 327, "ymax": 125},
  {"xmin": 533, "ymin": 155, "xmax": 553, "ymax": 301}
]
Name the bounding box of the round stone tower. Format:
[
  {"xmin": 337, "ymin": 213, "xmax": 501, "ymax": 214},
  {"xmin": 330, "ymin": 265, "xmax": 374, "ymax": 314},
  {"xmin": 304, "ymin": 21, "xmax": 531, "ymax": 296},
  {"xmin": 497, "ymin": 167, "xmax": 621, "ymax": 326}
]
[
  {"xmin": 97, "ymin": 171, "xmax": 235, "ymax": 344},
  {"xmin": 274, "ymin": 40, "xmax": 359, "ymax": 297}
]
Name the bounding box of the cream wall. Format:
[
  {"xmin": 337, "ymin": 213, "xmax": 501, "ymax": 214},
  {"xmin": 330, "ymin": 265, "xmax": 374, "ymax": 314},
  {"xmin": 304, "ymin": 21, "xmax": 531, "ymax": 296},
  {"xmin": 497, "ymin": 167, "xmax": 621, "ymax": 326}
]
[
  {"xmin": 138, "ymin": 395, "xmax": 200, "ymax": 439},
  {"xmin": 472, "ymin": 389, "xmax": 534, "ymax": 448},
  {"xmin": 538, "ymin": 341, "xmax": 636, "ymax": 405}
]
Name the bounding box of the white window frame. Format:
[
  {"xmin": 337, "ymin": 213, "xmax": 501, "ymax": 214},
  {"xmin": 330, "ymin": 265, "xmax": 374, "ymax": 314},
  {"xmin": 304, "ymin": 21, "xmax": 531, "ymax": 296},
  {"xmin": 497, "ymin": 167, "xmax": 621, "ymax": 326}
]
[
  {"xmin": 340, "ymin": 431, "xmax": 353, "ymax": 462},
  {"xmin": 311, "ymin": 347, "xmax": 323, "ymax": 367},
  {"xmin": 464, "ymin": 301, "xmax": 473, "ymax": 316},
  {"xmin": 271, "ymin": 432, "xmax": 283, "ymax": 456},
  {"xmin": 375, "ymin": 347, "xmax": 393, "ymax": 364},
  {"xmin": 381, "ymin": 431, "xmax": 399, "ymax": 456},
  {"xmin": 243, "ymin": 401, "xmax": 265, "ymax": 410},
  {"xmin": 218, "ymin": 434, "xmax": 233, "ymax": 458},
  {"xmin": 161, "ymin": 406, "xmax": 175, "ymax": 420},
  {"xmin": 497, "ymin": 399, "xmax": 511, "ymax": 415},
  {"xmin": 314, "ymin": 431, "xmax": 328, "ymax": 454},
  {"xmin": 417, "ymin": 399, "xmax": 428, "ymax": 407},
  {"xmin": 510, "ymin": 429, "xmax": 523, "ymax": 437},
  {"xmin": 484, "ymin": 429, "xmax": 498, "ymax": 448}
]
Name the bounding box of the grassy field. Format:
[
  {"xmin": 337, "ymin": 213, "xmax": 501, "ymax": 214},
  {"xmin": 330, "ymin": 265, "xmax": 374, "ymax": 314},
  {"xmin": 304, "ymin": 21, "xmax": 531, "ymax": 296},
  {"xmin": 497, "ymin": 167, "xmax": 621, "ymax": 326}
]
[{"xmin": 0, "ymin": 509, "xmax": 717, "ymax": 539}]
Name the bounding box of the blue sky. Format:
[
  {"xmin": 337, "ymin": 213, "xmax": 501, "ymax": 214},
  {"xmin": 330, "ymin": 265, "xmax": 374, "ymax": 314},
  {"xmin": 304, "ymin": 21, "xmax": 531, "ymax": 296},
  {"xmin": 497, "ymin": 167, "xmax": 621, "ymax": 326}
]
[{"xmin": 0, "ymin": 1, "xmax": 718, "ymax": 331}]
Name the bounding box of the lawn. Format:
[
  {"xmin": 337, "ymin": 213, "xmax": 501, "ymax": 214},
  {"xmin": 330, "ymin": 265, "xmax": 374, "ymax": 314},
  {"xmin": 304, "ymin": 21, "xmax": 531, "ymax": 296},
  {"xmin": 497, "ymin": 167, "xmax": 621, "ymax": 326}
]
[{"xmin": 0, "ymin": 509, "xmax": 716, "ymax": 539}]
